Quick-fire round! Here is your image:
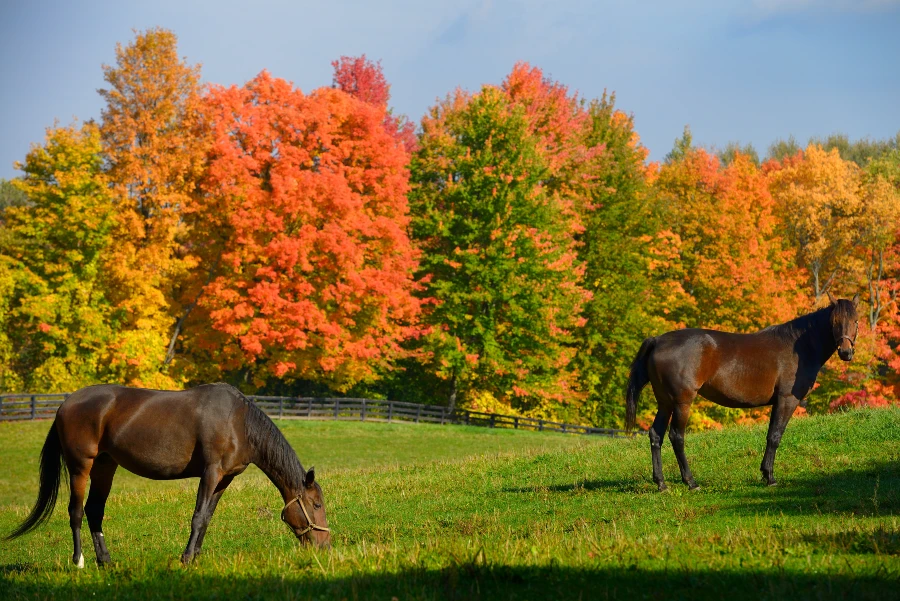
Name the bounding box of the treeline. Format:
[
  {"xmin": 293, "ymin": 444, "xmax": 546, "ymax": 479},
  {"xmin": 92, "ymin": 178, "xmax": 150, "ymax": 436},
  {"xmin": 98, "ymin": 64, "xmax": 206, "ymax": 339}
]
[{"xmin": 1, "ymin": 29, "xmax": 898, "ymax": 428}]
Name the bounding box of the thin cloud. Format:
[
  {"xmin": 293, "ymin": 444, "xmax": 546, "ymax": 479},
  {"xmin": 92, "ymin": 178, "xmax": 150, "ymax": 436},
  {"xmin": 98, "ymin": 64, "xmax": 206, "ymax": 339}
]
[{"xmin": 752, "ymin": 0, "xmax": 900, "ymax": 17}]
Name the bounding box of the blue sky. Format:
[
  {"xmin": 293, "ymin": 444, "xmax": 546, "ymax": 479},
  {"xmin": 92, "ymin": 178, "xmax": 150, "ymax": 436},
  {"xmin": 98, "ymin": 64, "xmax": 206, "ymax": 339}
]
[{"xmin": 1, "ymin": 0, "xmax": 898, "ymax": 179}]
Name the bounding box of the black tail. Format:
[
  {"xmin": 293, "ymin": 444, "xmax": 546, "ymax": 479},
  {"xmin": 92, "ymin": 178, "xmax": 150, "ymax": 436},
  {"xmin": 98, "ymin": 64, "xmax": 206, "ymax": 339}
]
[
  {"xmin": 625, "ymin": 337, "xmax": 656, "ymax": 431},
  {"xmin": 5, "ymin": 420, "xmax": 66, "ymax": 540}
]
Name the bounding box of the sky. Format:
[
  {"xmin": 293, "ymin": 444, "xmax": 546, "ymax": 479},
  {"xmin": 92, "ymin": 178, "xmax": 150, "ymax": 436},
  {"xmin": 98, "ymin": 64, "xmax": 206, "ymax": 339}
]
[{"xmin": 1, "ymin": 0, "xmax": 899, "ymax": 180}]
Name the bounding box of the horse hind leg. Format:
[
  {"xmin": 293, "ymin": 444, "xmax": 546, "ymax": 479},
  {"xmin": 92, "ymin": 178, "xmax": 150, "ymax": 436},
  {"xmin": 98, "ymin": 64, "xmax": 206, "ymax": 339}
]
[
  {"xmin": 649, "ymin": 407, "xmax": 673, "ymax": 492},
  {"xmin": 85, "ymin": 454, "xmax": 118, "ymax": 566},
  {"xmin": 669, "ymin": 402, "xmax": 699, "ymax": 490},
  {"xmin": 66, "ymin": 460, "xmax": 92, "ymax": 568}
]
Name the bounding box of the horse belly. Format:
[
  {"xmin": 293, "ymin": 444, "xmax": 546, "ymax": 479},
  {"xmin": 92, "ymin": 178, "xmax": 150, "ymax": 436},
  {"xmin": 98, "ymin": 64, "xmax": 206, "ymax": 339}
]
[
  {"xmin": 102, "ymin": 414, "xmax": 205, "ymax": 480},
  {"xmin": 701, "ymin": 365, "xmax": 777, "ymax": 408},
  {"xmin": 109, "ymin": 445, "xmax": 204, "ymax": 480}
]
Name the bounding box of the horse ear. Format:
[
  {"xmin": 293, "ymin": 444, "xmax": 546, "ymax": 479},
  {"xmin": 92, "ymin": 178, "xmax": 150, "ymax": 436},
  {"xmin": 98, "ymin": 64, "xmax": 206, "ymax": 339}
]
[
  {"xmin": 826, "ymin": 291, "xmax": 837, "ymax": 305},
  {"xmin": 851, "ymin": 293, "xmax": 859, "ymax": 307},
  {"xmin": 305, "ymin": 467, "xmax": 315, "ymax": 488}
]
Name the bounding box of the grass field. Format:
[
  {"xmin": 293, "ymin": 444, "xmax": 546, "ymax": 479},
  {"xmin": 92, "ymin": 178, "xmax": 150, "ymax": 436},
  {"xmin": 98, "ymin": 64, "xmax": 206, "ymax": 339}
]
[{"xmin": 0, "ymin": 409, "xmax": 898, "ymax": 600}]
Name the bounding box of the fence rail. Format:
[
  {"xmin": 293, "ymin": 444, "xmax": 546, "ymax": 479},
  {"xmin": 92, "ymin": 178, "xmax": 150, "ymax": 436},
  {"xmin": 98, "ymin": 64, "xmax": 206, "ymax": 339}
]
[{"xmin": 0, "ymin": 393, "xmax": 635, "ymax": 438}]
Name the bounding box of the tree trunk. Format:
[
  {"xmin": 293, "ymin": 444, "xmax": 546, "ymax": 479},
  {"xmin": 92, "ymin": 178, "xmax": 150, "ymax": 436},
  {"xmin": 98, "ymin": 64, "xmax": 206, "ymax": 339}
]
[{"xmin": 448, "ymin": 374, "xmax": 458, "ymax": 414}]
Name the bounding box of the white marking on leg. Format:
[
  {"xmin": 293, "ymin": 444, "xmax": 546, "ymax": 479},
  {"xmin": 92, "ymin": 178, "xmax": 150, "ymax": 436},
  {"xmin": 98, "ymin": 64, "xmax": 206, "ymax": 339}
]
[{"xmin": 75, "ymin": 553, "xmax": 84, "ymax": 568}]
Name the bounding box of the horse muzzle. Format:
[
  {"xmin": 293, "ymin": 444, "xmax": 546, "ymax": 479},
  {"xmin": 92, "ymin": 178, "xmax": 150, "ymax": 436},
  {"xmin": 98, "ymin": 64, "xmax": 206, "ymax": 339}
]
[{"xmin": 838, "ymin": 347, "xmax": 854, "ymax": 361}]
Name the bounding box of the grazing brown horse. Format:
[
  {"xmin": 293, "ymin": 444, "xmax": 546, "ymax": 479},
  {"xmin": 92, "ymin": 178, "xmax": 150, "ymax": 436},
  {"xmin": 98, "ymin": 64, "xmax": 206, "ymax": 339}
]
[
  {"xmin": 626, "ymin": 293, "xmax": 859, "ymax": 491},
  {"xmin": 5, "ymin": 382, "xmax": 330, "ymax": 566}
]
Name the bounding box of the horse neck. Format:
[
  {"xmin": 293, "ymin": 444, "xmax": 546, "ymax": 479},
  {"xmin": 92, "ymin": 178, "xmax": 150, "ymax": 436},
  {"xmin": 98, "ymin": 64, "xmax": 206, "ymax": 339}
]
[
  {"xmin": 248, "ymin": 426, "xmax": 305, "ymax": 503},
  {"xmin": 795, "ymin": 306, "xmax": 837, "ymax": 365}
]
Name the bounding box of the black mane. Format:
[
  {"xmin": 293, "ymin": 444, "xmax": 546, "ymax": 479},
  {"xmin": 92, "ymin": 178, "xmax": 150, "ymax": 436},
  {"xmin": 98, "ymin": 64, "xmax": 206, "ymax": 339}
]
[
  {"xmin": 228, "ymin": 385, "xmax": 306, "ymax": 490},
  {"xmin": 759, "ymin": 304, "xmax": 833, "ymax": 343}
]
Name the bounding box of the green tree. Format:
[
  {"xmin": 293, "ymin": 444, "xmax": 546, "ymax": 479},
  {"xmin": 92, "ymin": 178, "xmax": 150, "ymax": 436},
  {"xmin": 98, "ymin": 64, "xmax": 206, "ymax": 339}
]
[
  {"xmin": 766, "ymin": 135, "xmax": 801, "ymax": 162},
  {"xmin": 0, "ymin": 179, "xmax": 30, "ymax": 222},
  {"xmin": 717, "ymin": 141, "xmax": 760, "ymax": 167},
  {"xmin": 570, "ymin": 95, "xmax": 659, "ymax": 426},
  {"xmin": 410, "ymin": 86, "xmax": 588, "ymax": 416}
]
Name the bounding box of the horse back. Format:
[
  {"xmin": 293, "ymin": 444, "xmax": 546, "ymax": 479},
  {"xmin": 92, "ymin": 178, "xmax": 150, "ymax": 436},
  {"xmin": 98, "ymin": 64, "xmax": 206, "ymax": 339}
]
[{"xmin": 56, "ymin": 383, "xmax": 250, "ymax": 479}]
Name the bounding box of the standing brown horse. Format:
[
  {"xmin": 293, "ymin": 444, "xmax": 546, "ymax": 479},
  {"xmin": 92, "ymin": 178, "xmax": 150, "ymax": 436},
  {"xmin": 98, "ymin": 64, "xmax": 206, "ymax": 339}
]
[
  {"xmin": 626, "ymin": 293, "xmax": 859, "ymax": 491},
  {"xmin": 5, "ymin": 382, "xmax": 330, "ymax": 566}
]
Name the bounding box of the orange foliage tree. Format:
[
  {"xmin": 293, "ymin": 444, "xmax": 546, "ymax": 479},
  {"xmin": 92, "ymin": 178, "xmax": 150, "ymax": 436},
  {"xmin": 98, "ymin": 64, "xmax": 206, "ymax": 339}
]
[
  {"xmin": 97, "ymin": 28, "xmax": 209, "ymax": 385},
  {"xmin": 187, "ymin": 72, "xmax": 420, "ymax": 390},
  {"xmin": 650, "ymin": 134, "xmax": 808, "ymax": 333}
]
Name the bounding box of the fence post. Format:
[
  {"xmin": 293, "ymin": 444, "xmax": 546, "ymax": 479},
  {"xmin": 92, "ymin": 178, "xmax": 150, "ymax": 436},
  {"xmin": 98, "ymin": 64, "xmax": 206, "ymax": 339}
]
[
  {"xmin": 415, "ymin": 405, "xmax": 422, "ymax": 423},
  {"xmin": 0, "ymin": 395, "xmax": 3, "ymax": 419},
  {"xmin": 388, "ymin": 402, "xmax": 394, "ymax": 423},
  {"xmin": 278, "ymin": 398, "xmax": 284, "ymax": 419},
  {"xmin": 31, "ymin": 395, "xmax": 36, "ymax": 420},
  {"xmin": 334, "ymin": 399, "xmax": 340, "ymax": 420},
  {"xmin": 539, "ymin": 419, "xmax": 544, "ymax": 432},
  {"xmin": 490, "ymin": 414, "xmax": 496, "ymax": 429},
  {"xmin": 562, "ymin": 423, "xmax": 567, "ymax": 434},
  {"xmin": 466, "ymin": 410, "xmax": 471, "ymax": 425},
  {"xmin": 361, "ymin": 400, "xmax": 367, "ymax": 422},
  {"xmin": 514, "ymin": 416, "xmax": 519, "ymax": 430},
  {"xmin": 440, "ymin": 406, "xmax": 446, "ymax": 425},
  {"xmin": 307, "ymin": 398, "xmax": 313, "ymax": 417}
]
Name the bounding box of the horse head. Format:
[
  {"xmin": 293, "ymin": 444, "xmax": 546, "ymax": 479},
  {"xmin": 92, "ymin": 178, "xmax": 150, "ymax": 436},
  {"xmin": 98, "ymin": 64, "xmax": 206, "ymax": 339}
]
[
  {"xmin": 827, "ymin": 291, "xmax": 859, "ymax": 362},
  {"xmin": 281, "ymin": 467, "xmax": 331, "ymax": 548}
]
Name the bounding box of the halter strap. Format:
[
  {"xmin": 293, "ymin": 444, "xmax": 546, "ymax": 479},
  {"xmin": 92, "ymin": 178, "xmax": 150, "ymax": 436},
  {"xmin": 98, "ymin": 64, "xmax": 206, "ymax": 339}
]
[{"xmin": 282, "ymin": 493, "xmax": 330, "ymax": 536}]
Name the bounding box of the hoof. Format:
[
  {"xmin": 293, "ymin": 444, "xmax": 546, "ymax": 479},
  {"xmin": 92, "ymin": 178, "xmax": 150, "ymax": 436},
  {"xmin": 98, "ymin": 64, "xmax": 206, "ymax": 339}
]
[
  {"xmin": 180, "ymin": 554, "xmax": 193, "ymax": 565},
  {"xmin": 766, "ymin": 480, "xmax": 778, "ymax": 487},
  {"xmin": 73, "ymin": 554, "xmax": 85, "ymax": 569},
  {"xmin": 657, "ymin": 483, "xmax": 668, "ymax": 492},
  {"xmin": 688, "ymin": 483, "xmax": 700, "ymax": 491}
]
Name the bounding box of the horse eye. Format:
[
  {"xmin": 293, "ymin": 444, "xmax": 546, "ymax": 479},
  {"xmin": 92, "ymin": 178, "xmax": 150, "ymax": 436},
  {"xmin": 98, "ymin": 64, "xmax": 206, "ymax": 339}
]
[{"xmin": 314, "ymin": 503, "xmax": 322, "ymax": 510}]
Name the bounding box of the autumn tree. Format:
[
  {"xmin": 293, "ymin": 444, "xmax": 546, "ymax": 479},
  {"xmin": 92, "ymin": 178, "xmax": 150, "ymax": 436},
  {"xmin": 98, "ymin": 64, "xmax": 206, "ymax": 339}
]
[
  {"xmin": 767, "ymin": 144, "xmax": 862, "ymax": 304},
  {"xmin": 410, "ymin": 85, "xmax": 589, "ymax": 416},
  {"xmin": 0, "ymin": 123, "xmax": 119, "ymax": 391},
  {"xmin": 189, "ymin": 72, "xmax": 420, "ymax": 390},
  {"xmin": 650, "ymin": 135, "xmax": 807, "ymax": 332},
  {"xmin": 331, "ymin": 54, "xmax": 417, "ymax": 154},
  {"xmin": 98, "ymin": 27, "xmax": 209, "ymax": 381}
]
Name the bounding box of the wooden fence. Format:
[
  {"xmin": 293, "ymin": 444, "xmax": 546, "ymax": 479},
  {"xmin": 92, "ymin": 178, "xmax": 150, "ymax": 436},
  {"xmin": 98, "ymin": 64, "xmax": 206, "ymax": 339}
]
[{"xmin": 0, "ymin": 393, "xmax": 635, "ymax": 438}]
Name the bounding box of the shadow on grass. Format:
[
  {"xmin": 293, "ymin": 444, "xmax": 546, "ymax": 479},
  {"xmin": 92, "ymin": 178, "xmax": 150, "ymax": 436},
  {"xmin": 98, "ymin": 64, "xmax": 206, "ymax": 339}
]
[
  {"xmin": 0, "ymin": 562, "xmax": 896, "ymax": 601},
  {"xmin": 506, "ymin": 460, "xmax": 899, "ymax": 518},
  {"xmin": 720, "ymin": 460, "xmax": 900, "ymax": 517},
  {"xmin": 503, "ymin": 477, "xmax": 644, "ymax": 495}
]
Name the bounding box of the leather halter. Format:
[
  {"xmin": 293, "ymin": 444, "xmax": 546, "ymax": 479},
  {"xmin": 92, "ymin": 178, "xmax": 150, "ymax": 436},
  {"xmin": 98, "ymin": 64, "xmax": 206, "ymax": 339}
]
[
  {"xmin": 837, "ymin": 321, "xmax": 858, "ymax": 349},
  {"xmin": 282, "ymin": 493, "xmax": 330, "ymax": 536}
]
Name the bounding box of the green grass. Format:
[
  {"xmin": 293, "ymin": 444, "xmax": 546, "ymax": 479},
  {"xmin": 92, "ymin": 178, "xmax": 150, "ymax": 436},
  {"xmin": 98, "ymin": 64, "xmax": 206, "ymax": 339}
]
[{"xmin": 1, "ymin": 409, "xmax": 898, "ymax": 600}]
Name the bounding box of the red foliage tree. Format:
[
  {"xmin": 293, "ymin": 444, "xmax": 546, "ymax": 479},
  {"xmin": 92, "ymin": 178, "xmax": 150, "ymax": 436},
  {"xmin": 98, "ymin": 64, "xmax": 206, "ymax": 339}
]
[
  {"xmin": 189, "ymin": 71, "xmax": 420, "ymax": 389},
  {"xmin": 331, "ymin": 55, "xmax": 417, "ymax": 154}
]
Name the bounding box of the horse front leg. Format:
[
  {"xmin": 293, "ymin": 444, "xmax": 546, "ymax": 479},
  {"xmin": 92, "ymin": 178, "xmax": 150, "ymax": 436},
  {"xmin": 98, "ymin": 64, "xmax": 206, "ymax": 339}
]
[
  {"xmin": 761, "ymin": 395, "xmax": 800, "ymax": 486},
  {"xmin": 182, "ymin": 467, "xmax": 223, "ymax": 564},
  {"xmin": 194, "ymin": 475, "xmax": 234, "ymax": 556}
]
